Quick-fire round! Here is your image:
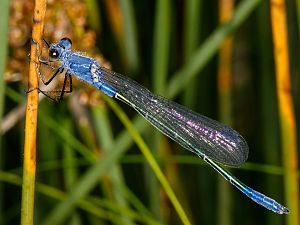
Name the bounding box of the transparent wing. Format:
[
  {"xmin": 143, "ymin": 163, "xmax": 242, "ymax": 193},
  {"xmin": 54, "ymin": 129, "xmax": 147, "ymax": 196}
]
[{"xmin": 97, "ymin": 67, "xmax": 249, "ymax": 167}]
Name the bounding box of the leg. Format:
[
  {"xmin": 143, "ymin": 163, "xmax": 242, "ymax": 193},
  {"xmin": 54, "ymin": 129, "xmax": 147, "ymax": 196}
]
[
  {"xmin": 42, "ymin": 38, "xmax": 50, "ymax": 48},
  {"xmin": 26, "ymin": 86, "xmax": 62, "ymax": 102},
  {"xmin": 57, "ymin": 73, "xmax": 73, "ymax": 102},
  {"xmin": 30, "ymin": 74, "xmax": 72, "ymax": 102},
  {"xmin": 31, "ymin": 38, "xmax": 43, "ymax": 62},
  {"xmin": 27, "ymin": 61, "xmax": 64, "ymax": 98},
  {"xmin": 31, "ymin": 38, "xmax": 63, "ymax": 85},
  {"xmin": 36, "ymin": 64, "xmax": 64, "ymax": 85}
]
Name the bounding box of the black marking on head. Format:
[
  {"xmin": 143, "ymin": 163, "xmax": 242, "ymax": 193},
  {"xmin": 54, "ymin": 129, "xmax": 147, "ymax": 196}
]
[{"xmin": 59, "ymin": 38, "xmax": 72, "ymax": 49}]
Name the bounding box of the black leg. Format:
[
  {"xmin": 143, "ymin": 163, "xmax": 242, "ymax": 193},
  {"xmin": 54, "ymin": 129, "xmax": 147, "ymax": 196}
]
[
  {"xmin": 30, "ymin": 73, "xmax": 72, "ymax": 102},
  {"xmin": 37, "ymin": 64, "xmax": 64, "ymax": 86},
  {"xmin": 31, "ymin": 38, "xmax": 62, "ymax": 84},
  {"xmin": 42, "ymin": 38, "xmax": 50, "ymax": 48},
  {"xmin": 67, "ymin": 73, "xmax": 73, "ymax": 93},
  {"xmin": 57, "ymin": 72, "xmax": 73, "ymax": 102},
  {"xmin": 31, "ymin": 38, "xmax": 42, "ymax": 60},
  {"xmin": 26, "ymin": 86, "xmax": 62, "ymax": 102}
]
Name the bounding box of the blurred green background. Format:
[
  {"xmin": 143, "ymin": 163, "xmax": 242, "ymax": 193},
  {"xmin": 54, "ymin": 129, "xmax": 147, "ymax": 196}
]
[{"xmin": 0, "ymin": 0, "xmax": 299, "ymax": 224}]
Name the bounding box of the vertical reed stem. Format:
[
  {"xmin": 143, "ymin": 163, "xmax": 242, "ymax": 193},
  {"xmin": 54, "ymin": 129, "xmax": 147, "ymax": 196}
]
[
  {"xmin": 270, "ymin": 1, "xmax": 299, "ymax": 224},
  {"xmin": 21, "ymin": 1, "xmax": 46, "ymax": 224}
]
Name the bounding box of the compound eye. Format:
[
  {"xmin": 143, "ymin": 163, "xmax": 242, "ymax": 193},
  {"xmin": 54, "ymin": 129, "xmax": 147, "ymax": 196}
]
[{"xmin": 49, "ymin": 48, "xmax": 59, "ymax": 59}]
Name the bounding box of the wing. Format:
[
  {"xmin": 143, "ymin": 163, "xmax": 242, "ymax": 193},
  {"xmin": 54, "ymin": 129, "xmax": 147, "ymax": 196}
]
[{"xmin": 97, "ymin": 67, "xmax": 249, "ymax": 167}]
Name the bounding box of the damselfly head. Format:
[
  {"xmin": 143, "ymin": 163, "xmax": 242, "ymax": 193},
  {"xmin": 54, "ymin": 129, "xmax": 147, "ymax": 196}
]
[{"xmin": 48, "ymin": 38, "xmax": 72, "ymax": 62}]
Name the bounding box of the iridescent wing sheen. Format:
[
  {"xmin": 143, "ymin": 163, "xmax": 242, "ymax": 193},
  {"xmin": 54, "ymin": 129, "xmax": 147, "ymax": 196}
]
[{"xmin": 96, "ymin": 67, "xmax": 249, "ymax": 167}]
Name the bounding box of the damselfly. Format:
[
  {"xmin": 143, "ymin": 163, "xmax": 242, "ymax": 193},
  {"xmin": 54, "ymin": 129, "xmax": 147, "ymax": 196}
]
[{"xmin": 33, "ymin": 38, "xmax": 289, "ymax": 214}]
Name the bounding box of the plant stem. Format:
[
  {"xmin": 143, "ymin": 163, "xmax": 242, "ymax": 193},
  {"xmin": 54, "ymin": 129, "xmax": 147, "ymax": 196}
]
[{"xmin": 21, "ymin": 1, "xmax": 47, "ymax": 224}]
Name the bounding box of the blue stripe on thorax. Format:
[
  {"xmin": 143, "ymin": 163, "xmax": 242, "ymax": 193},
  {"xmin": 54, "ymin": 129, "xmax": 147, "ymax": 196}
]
[{"xmin": 65, "ymin": 53, "xmax": 116, "ymax": 97}]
